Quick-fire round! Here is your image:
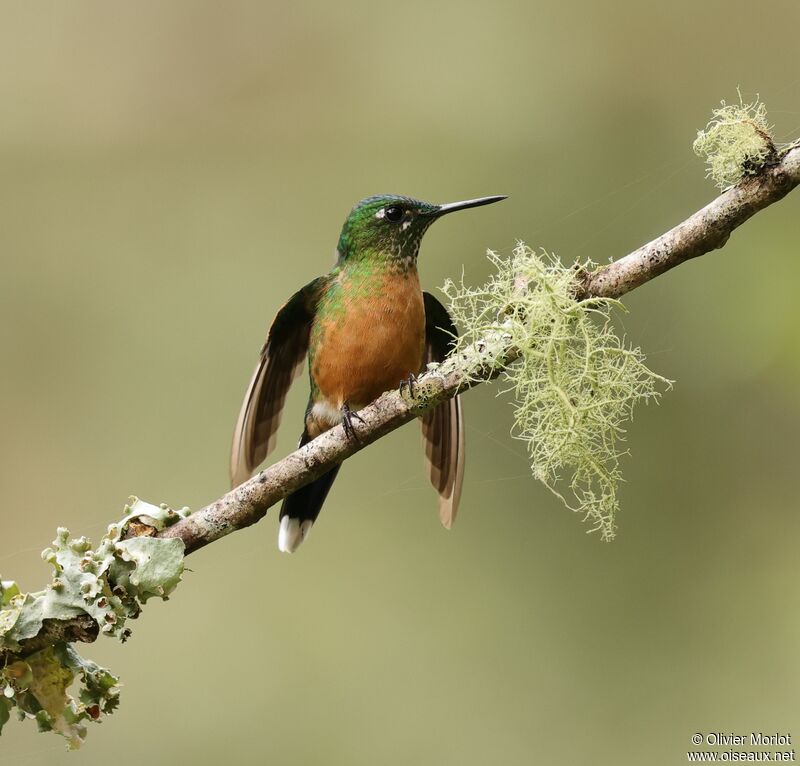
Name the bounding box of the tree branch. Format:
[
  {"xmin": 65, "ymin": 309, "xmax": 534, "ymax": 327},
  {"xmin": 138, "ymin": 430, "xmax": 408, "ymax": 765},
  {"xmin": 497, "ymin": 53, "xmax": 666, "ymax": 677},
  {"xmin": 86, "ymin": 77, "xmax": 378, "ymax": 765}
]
[
  {"xmin": 7, "ymin": 142, "xmax": 800, "ymax": 653},
  {"xmin": 162, "ymin": 142, "xmax": 799, "ymax": 555},
  {"xmin": 159, "ymin": 351, "xmax": 500, "ymax": 555},
  {"xmin": 578, "ymin": 142, "xmax": 800, "ymax": 298}
]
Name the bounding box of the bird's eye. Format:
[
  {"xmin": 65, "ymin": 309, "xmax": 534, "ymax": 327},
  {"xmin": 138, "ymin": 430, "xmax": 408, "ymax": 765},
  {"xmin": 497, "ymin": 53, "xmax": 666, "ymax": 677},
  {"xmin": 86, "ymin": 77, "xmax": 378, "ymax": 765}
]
[{"xmin": 384, "ymin": 205, "xmax": 404, "ymax": 223}]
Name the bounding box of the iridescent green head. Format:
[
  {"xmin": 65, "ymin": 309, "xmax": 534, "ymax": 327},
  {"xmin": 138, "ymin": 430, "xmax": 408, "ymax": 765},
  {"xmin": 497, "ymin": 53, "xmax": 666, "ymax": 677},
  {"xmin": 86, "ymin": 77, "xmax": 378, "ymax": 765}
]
[{"xmin": 336, "ymin": 194, "xmax": 506, "ymax": 265}]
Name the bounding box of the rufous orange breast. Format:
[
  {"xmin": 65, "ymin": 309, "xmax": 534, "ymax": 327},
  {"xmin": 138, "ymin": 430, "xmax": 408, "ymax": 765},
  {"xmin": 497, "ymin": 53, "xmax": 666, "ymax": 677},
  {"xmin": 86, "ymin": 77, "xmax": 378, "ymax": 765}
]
[{"xmin": 308, "ymin": 269, "xmax": 425, "ymax": 436}]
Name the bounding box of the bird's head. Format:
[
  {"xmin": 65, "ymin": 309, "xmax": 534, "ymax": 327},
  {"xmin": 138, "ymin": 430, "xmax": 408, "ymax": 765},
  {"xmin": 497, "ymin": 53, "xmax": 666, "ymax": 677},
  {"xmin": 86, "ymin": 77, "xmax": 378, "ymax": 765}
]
[{"xmin": 336, "ymin": 194, "xmax": 506, "ymax": 266}]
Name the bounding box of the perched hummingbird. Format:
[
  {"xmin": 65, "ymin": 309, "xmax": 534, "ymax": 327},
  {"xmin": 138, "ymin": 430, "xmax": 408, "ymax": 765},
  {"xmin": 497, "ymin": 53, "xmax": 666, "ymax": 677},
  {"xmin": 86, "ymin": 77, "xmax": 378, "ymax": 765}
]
[{"xmin": 230, "ymin": 194, "xmax": 506, "ymax": 552}]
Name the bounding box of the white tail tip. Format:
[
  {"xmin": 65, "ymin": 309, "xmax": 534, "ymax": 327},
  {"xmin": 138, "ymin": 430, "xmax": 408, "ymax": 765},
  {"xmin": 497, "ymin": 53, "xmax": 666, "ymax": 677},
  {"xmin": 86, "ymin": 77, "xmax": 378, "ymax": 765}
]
[{"xmin": 278, "ymin": 516, "xmax": 313, "ymax": 553}]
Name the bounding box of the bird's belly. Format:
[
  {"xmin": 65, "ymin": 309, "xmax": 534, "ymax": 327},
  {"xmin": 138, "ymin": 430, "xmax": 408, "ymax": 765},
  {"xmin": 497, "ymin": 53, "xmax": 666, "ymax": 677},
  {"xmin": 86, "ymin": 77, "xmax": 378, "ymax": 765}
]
[{"xmin": 310, "ymin": 276, "xmax": 425, "ymax": 423}]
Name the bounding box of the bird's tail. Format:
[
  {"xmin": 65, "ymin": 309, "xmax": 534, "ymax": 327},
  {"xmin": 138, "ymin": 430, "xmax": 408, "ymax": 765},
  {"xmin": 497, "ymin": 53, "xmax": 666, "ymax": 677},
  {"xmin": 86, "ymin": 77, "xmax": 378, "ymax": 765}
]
[{"xmin": 278, "ymin": 430, "xmax": 341, "ymax": 553}]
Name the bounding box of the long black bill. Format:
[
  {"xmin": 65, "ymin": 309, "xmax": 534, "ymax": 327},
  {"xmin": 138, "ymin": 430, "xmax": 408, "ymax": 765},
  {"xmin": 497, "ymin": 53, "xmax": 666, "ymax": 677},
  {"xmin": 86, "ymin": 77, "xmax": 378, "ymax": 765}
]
[{"xmin": 432, "ymin": 195, "xmax": 507, "ymax": 217}]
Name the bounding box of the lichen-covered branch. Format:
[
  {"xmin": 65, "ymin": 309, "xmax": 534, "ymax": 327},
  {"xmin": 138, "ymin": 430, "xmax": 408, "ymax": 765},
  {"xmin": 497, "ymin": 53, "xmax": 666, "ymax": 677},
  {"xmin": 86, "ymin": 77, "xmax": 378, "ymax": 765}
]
[
  {"xmin": 578, "ymin": 142, "xmax": 800, "ymax": 299},
  {"xmin": 160, "ymin": 141, "xmax": 800, "ymax": 555},
  {"xmin": 0, "ymin": 503, "xmax": 186, "ymax": 745},
  {"xmin": 1, "ymin": 104, "xmax": 798, "ymax": 749}
]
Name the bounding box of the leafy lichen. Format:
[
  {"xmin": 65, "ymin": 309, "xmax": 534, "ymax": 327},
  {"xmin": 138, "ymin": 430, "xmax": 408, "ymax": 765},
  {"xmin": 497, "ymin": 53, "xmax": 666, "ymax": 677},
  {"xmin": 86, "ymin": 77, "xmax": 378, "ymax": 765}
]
[
  {"xmin": 441, "ymin": 245, "xmax": 670, "ymax": 540},
  {"xmin": 693, "ymin": 89, "xmax": 776, "ymax": 189},
  {"xmin": 0, "ymin": 498, "xmax": 190, "ymax": 748}
]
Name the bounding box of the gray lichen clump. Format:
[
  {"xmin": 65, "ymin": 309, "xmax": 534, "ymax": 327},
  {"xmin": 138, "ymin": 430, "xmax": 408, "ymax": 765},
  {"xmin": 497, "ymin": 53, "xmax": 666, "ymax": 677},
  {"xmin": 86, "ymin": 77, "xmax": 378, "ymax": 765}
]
[
  {"xmin": 442, "ymin": 245, "xmax": 670, "ymax": 540},
  {"xmin": 0, "ymin": 498, "xmax": 189, "ymax": 748},
  {"xmin": 693, "ymin": 90, "xmax": 776, "ymax": 189}
]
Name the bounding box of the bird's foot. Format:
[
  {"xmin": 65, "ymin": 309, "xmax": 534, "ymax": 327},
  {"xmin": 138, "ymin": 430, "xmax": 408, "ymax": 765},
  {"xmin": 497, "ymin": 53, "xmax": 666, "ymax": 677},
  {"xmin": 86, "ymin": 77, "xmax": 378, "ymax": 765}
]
[
  {"xmin": 341, "ymin": 402, "xmax": 365, "ymax": 443},
  {"xmin": 399, "ymin": 373, "xmax": 418, "ymax": 400}
]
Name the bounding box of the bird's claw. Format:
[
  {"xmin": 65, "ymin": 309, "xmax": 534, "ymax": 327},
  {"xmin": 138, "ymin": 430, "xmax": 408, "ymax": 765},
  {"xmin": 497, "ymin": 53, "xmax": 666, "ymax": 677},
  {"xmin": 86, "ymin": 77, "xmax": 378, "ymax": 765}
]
[
  {"xmin": 341, "ymin": 402, "xmax": 365, "ymax": 444},
  {"xmin": 399, "ymin": 373, "xmax": 418, "ymax": 400}
]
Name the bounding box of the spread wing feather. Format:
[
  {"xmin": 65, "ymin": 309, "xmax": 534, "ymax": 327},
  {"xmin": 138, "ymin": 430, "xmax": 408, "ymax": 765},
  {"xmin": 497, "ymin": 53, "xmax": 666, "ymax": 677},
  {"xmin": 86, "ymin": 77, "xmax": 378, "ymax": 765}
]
[
  {"xmin": 421, "ymin": 292, "xmax": 465, "ymax": 528},
  {"xmin": 230, "ymin": 277, "xmax": 327, "ymax": 488}
]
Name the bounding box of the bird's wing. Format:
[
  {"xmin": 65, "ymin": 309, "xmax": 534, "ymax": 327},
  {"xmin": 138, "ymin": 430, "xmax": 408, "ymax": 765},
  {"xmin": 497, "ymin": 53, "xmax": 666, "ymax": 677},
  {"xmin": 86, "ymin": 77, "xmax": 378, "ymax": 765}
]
[
  {"xmin": 421, "ymin": 291, "xmax": 465, "ymax": 529},
  {"xmin": 230, "ymin": 276, "xmax": 328, "ymax": 488}
]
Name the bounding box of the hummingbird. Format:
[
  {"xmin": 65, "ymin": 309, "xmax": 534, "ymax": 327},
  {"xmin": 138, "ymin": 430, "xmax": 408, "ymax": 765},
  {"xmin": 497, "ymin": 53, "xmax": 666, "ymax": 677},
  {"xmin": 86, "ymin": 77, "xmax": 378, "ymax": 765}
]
[{"xmin": 230, "ymin": 194, "xmax": 506, "ymax": 552}]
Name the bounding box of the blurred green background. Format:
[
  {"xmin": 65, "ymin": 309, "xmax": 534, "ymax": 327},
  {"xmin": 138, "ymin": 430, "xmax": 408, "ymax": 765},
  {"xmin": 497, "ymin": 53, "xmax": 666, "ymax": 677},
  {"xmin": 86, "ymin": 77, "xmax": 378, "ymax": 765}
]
[{"xmin": 1, "ymin": 1, "xmax": 798, "ymax": 764}]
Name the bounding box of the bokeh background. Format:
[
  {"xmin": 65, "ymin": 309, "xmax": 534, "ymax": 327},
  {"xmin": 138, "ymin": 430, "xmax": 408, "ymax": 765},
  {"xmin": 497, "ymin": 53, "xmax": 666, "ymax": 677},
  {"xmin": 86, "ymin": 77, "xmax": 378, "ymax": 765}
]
[{"xmin": 1, "ymin": 2, "xmax": 798, "ymax": 764}]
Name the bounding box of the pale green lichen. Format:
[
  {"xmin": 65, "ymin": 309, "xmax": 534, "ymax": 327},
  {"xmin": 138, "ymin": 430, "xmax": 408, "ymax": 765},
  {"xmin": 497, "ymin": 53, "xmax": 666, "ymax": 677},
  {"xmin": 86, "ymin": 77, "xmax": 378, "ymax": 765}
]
[
  {"xmin": 0, "ymin": 498, "xmax": 190, "ymax": 748},
  {"xmin": 442, "ymin": 245, "xmax": 671, "ymax": 540},
  {"xmin": 693, "ymin": 89, "xmax": 775, "ymax": 189}
]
